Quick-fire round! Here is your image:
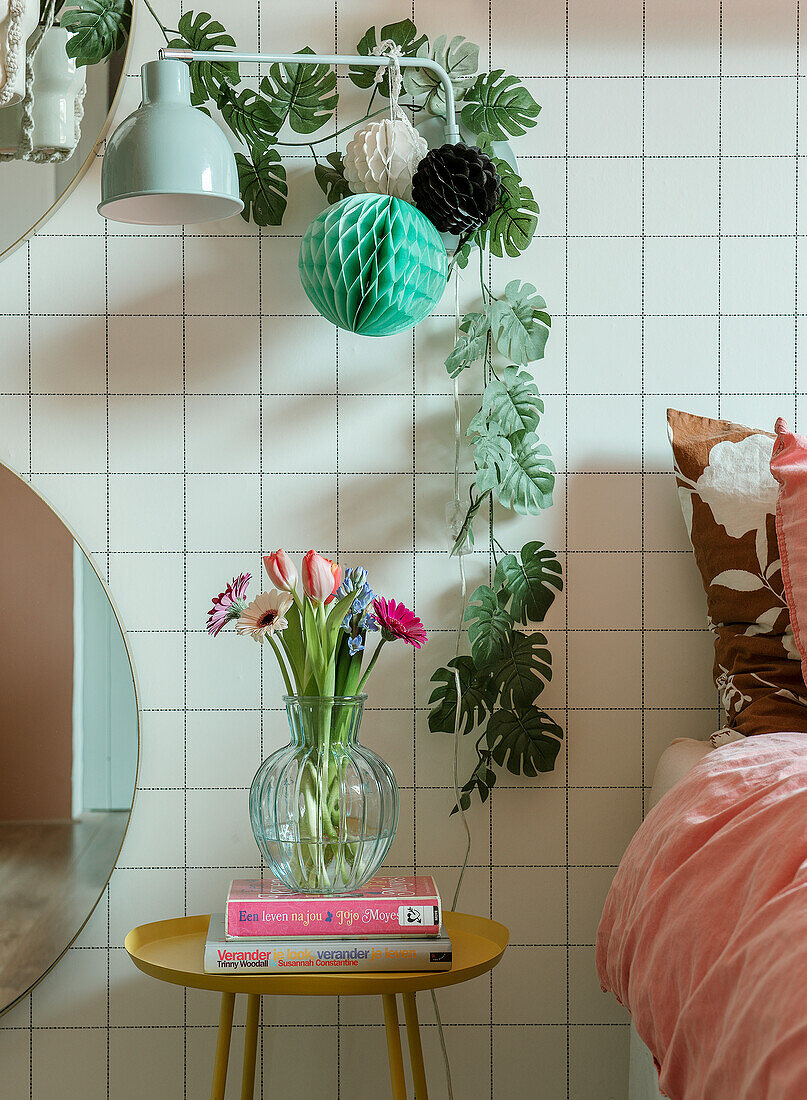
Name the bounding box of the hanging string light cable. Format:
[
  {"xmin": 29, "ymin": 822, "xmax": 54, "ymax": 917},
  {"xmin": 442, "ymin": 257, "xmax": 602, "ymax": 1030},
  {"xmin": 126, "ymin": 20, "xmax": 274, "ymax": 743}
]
[{"xmin": 428, "ymin": 265, "xmax": 475, "ymax": 1100}]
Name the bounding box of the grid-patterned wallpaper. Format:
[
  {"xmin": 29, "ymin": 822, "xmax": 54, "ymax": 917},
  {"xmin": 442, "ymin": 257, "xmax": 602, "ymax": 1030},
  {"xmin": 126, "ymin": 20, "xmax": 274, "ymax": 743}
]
[{"xmin": 0, "ymin": 0, "xmax": 799, "ymax": 1097}]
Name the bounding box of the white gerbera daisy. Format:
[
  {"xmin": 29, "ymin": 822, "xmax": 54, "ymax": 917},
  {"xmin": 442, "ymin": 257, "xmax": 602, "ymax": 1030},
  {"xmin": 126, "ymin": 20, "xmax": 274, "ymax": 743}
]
[{"xmin": 236, "ymin": 589, "xmax": 293, "ymax": 641}]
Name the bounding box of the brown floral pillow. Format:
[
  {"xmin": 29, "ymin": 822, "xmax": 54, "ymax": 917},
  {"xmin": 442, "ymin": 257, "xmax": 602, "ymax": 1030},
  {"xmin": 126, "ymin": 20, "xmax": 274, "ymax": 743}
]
[{"xmin": 667, "ymin": 408, "xmax": 807, "ymax": 736}]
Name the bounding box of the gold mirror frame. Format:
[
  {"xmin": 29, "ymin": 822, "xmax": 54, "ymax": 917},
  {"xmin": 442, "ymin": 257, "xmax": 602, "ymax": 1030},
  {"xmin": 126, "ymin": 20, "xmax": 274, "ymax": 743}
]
[
  {"xmin": 0, "ymin": 1, "xmax": 138, "ymax": 263},
  {"xmin": 0, "ymin": 459, "xmax": 141, "ymax": 1017}
]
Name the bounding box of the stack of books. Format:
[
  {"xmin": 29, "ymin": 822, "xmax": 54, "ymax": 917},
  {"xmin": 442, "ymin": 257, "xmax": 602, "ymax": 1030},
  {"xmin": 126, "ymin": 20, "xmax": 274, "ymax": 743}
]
[{"xmin": 204, "ymin": 874, "xmax": 452, "ymax": 974}]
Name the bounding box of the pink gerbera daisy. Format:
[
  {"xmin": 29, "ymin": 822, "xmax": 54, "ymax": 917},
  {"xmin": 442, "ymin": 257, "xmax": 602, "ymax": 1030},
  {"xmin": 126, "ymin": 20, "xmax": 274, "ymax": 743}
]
[
  {"xmin": 206, "ymin": 573, "xmax": 250, "ymax": 636},
  {"xmin": 372, "ymin": 597, "xmax": 428, "ymax": 649}
]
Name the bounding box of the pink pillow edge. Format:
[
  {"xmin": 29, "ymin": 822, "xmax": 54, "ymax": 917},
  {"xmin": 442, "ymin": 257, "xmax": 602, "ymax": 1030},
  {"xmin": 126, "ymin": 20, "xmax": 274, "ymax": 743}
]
[{"xmin": 771, "ymin": 417, "xmax": 807, "ymax": 687}]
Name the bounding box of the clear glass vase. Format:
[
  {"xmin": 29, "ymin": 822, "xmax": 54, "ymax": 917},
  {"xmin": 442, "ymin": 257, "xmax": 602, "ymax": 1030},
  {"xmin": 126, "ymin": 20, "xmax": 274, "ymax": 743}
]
[{"xmin": 249, "ymin": 695, "xmax": 399, "ymax": 894}]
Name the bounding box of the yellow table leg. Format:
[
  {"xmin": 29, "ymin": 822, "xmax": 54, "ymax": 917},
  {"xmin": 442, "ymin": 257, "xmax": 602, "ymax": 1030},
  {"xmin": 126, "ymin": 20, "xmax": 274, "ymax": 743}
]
[
  {"xmin": 211, "ymin": 992, "xmax": 235, "ymax": 1100},
  {"xmin": 241, "ymin": 993, "xmax": 260, "ymax": 1100},
  {"xmin": 402, "ymin": 992, "xmax": 428, "ymax": 1099},
  {"xmin": 382, "ymin": 993, "xmax": 408, "ymax": 1100}
]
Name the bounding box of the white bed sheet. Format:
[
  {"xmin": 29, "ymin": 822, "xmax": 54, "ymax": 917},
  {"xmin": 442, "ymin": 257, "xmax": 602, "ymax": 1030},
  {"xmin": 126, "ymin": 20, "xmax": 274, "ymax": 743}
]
[{"xmin": 630, "ymin": 1021, "xmax": 666, "ymax": 1100}]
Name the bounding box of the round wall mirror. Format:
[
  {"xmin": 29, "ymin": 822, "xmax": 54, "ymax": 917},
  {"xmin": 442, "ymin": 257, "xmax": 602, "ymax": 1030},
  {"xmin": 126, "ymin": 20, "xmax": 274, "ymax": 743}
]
[
  {"xmin": 0, "ymin": 1, "xmax": 134, "ymax": 260},
  {"xmin": 0, "ymin": 463, "xmax": 139, "ymax": 1016}
]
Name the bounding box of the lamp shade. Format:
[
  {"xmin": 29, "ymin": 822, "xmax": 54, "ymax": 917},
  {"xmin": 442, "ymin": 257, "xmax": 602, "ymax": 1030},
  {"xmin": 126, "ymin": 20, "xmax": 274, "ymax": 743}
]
[
  {"xmin": 298, "ymin": 193, "xmax": 447, "ymax": 337},
  {"xmin": 98, "ymin": 60, "xmax": 243, "ymax": 225}
]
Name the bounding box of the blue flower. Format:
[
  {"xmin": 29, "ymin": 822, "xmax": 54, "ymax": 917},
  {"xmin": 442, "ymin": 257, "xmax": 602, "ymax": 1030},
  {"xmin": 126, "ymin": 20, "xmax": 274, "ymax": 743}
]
[
  {"xmin": 351, "ymin": 581, "xmax": 374, "ymax": 615},
  {"xmin": 348, "ymin": 634, "xmax": 365, "ymax": 656},
  {"xmin": 334, "ymin": 567, "xmax": 368, "ymax": 601},
  {"xmin": 364, "ymin": 613, "xmax": 379, "ymax": 632},
  {"xmin": 335, "ymin": 567, "xmax": 376, "ymax": 632}
]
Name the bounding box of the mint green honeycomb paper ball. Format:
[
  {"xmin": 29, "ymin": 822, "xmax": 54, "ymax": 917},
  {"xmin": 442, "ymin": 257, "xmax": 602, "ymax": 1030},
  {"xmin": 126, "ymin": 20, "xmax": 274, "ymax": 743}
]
[{"xmin": 298, "ymin": 193, "xmax": 448, "ymax": 337}]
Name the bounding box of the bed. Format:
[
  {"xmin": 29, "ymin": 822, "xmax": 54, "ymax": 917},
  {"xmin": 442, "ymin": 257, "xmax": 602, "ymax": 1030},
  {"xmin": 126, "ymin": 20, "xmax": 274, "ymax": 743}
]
[
  {"xmin": 597, "ymin": 732, "xmax": 807, "ymax": 1100},
  {"xmin": 598, "ymin": 411, "xmax": 807, "ymax": 1097}
]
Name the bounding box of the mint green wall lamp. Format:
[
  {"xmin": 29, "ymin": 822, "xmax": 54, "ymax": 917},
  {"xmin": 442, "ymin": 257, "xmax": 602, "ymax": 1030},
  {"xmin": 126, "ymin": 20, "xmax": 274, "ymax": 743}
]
[
  {"xmin": 99, "ymin": 48, "xmax": 460, "ymax": 335},
  {"xmin": 98, "ymin": 59, "xmax": 243, "ymax": 224}
]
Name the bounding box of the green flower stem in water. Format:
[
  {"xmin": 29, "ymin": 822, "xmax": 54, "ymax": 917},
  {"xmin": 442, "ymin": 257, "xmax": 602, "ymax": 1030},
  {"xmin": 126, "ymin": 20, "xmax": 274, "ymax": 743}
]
[
  {"xmin": 291, "ymin": 710, "xmax": 369, "ymax": 891},
  {"xmin": 267, "ymin": 635, "xmax": 294, "ymax": 695}
]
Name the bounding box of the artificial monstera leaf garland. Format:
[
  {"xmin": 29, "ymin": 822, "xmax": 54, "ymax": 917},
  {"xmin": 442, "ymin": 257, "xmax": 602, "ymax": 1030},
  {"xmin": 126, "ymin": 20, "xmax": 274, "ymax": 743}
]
[
  {"xmin": 430, "ymin": 262, "xmax": 562, "ymax": 808},
  {"xmin": 429, "ymin": 541, "xmax": 563, "ymax": 811}
]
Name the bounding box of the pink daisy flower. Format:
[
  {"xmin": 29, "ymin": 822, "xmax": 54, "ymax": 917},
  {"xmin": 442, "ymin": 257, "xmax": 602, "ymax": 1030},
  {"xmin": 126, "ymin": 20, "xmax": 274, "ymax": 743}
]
[
  {"xmin": 206, "ymin": 573, "xmax": 251, "ymax": 636},
  {"xmin": 372, "ymin": 597, "xmax": 428, "ymax": 649}
]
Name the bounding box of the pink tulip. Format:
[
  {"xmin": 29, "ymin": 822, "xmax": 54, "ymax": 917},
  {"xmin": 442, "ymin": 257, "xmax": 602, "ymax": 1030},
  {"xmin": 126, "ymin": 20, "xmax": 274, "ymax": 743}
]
[
  {"xmin": 263, "ymin": 549, "xmax": 298, "ymax": 592},
  {"xmin": 324, "ymin": 559, "xmax": 342, "ymax": 603},
  {"xmin": 302, "ymin": 550, "xmax": 341, "ymax": 604}
]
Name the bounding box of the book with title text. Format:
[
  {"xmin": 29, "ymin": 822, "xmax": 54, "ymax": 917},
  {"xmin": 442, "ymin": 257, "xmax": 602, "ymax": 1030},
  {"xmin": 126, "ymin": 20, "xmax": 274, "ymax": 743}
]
[
  {"xmin": 205, "ymin": 914, "xmax": 453, "ymax": 973},
  {"xmin": 225, "ymin": 874, "xmax": 442, "ymax": 939}
]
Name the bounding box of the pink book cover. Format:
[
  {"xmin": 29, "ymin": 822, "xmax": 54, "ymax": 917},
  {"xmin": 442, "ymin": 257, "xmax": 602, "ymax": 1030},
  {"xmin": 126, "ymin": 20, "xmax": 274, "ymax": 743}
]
[{"xmin": 225, "ymin": 874, "xmax": 441, "ymax": 938}]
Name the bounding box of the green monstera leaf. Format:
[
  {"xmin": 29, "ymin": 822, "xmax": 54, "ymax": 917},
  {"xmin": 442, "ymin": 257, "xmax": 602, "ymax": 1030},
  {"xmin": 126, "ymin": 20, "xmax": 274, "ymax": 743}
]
[
  {"xmin": 461, "ymin": 70, "xmax": 541, "ymax": 140},
  {"xmin": 488, "ymin": 630, "xmax": 552, "ymax": 710},
  {"xmin": 451, "ymin": 752, "xmax": 497, "ymax": 814},
  {"xmin": 217, "ymin": 86, "xmax": 280, "ymax": 146},
  {"xmin": 428, "ymin": 656, "xmax": 497, "ymax": 736},
  {"xmin": 472, "ymin": 429, "xmax": 513, "ymax": 495},
  {"xmin": 403, "ymin": 35, "xmax": 479, "ymax": 117},
  {"xmin": 314, "ymin": 152, "xmax": 352, "ymax": 205},
  {"xmin": 495, "ymin": 542, "xmax": 563, "ymax": 625},
  {"xmin": 485, "ymin": 706, "xmax": 563, "ymax": 776},
  {"xmin": 470, "ymin": 428, "xmax": 555, "ymax": 514},
  {"xmin": 464, "ymin": 585, "xmax": 513, "ymax": 669},
  {"xmin": 479, "ymin": 164, "xmax": 540, "ymax": 259},
  {"xmin": 351, "ymin": 19, "xmax": 428, "ymax": 97},
  {"xmin": 469, "ymin": 368, "xmax": 544, "ymax": 438},
  {"xmin": 496, "ymin": 431, "xmax": 555, "ymax": 515},
  {"xmin": 260, "ymin": 48, "xmax": 338, "ymax": 135},
  {"xmin": 445, "ymin": 311, "xmax": 490, "ymax": 378},
  {"xmin": 166, "ymin": 11, "xmax": 239, "ymax": 106},
  {"xmin": 454, "ymin": 163, "xmax": 540, "ymax": 267},
  {"xmin": 235, "ymin": 144, "xmax": 287, "ymax": 226},
  {"xmin": 490, "ymin": 280, "xmax": 551, "ymax": 365},
  {"xmin": 62, "ymin": 0, "xmax": 131, "ymax": 67}
]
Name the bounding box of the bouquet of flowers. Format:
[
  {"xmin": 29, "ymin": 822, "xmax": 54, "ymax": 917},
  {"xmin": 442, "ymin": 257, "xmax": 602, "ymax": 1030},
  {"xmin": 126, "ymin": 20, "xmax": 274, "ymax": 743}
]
[
  {"xmin": 206, "ymin": 548, "xmax": 427, "ymax": 693},
  {"xmin": 205, "ymin": 550, "xmax": 427, "ymax": 892}
]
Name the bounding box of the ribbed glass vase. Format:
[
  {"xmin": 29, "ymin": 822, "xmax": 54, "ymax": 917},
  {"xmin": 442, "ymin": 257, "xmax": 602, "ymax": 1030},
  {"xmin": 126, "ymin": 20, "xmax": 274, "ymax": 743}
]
[{"xmin": 249, "ymin": 695, "xmax": 399, "ymax": 894}]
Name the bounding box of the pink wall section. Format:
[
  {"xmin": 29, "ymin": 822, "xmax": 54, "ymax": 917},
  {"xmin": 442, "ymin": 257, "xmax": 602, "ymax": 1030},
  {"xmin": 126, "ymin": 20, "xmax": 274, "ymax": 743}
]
[{"xmin": 0, "ymin": 466, "xmax": 73, "ymax": 821}]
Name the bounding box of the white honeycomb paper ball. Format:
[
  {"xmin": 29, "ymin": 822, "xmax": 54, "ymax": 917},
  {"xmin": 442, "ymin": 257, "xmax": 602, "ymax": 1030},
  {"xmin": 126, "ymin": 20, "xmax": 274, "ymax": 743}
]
[{"xmin": 343, "ymin": 118, "xmax": 428, "ymax": 202}]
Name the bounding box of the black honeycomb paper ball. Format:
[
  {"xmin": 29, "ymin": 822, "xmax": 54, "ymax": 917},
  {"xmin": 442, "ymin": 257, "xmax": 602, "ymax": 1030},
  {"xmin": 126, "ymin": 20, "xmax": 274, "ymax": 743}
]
[{"xmin": 412, "ymin": 142, "xmax": 502, "ymax": 236}]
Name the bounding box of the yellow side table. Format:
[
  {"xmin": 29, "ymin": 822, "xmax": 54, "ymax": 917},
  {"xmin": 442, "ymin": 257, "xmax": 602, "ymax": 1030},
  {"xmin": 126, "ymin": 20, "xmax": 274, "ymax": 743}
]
[{"xmin": 124, "ymin": 909, "xmax": 508, "ymax": 1100}]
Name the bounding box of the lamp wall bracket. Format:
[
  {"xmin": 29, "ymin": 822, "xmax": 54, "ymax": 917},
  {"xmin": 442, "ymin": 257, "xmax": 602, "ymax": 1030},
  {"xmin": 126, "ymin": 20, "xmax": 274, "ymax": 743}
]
[{"xmin": 157, "ymin": 48, "xmax": 461, "ymax": 144}]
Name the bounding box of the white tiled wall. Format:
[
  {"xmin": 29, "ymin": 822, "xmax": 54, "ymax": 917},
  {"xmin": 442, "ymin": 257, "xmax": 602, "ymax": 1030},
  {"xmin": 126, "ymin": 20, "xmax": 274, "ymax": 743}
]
[{"xmin": 0, "ymin": 1, "xmax": 799, "ymax": 1097}]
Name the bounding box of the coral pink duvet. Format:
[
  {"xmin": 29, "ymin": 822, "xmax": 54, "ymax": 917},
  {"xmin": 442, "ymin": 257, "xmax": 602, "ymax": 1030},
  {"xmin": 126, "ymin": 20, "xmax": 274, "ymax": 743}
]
[{"xmin": 596, "ymin": 733, "xmax": 807, "ymax": 1100}]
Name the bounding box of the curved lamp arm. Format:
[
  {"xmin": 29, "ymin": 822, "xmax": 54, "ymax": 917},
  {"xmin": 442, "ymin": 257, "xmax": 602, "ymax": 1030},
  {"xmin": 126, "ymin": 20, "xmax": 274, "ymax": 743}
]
[{"xmin": 158, "ymin": 48, "xmax": 461, "ymax": 144}]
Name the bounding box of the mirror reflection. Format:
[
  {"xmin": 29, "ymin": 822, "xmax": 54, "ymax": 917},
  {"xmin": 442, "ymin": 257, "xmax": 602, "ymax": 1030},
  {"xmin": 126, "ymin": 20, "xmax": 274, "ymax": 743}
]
[
  {"xmin": 0, "ymin": 463, "xmax": 138, "ymax": 1015},
  {"xmin": 0, "ymin": 1, "xmax": 131, "ymax": 257}
]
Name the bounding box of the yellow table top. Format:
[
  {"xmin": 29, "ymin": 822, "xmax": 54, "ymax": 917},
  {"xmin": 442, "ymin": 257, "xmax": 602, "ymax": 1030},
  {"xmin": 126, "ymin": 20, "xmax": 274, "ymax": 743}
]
[{"xmin": 124, "ymin": 910, "xmax": 508, "ymax": 996}]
